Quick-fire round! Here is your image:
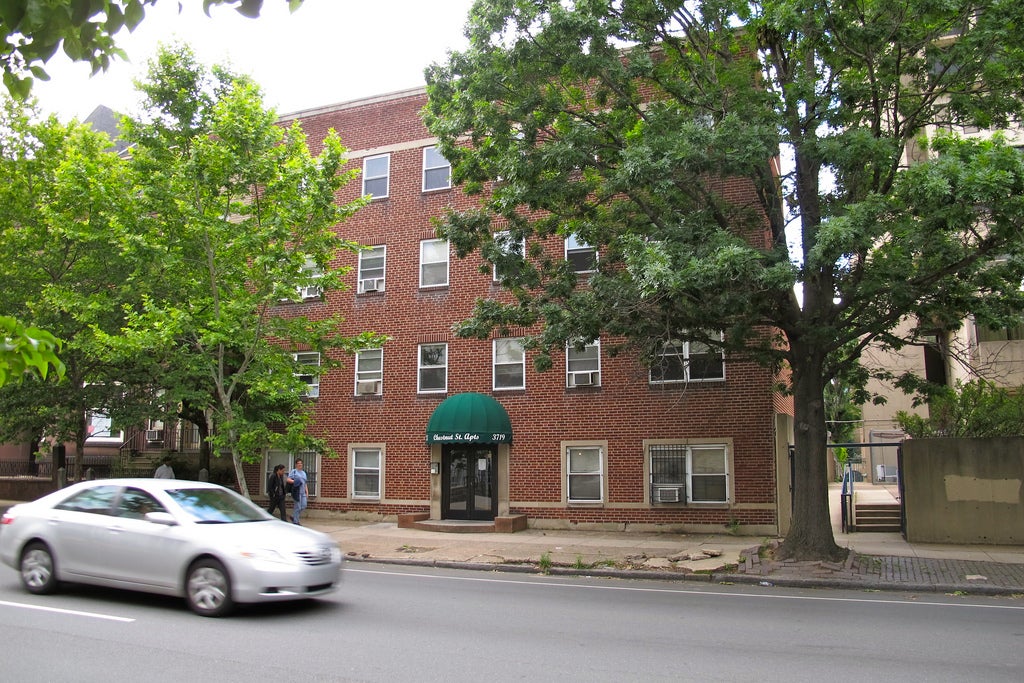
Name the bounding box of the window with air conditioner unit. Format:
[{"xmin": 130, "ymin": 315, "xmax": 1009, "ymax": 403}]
[
  {"xmin": 649, "ymin": 443, "xmax": 729, "ymax": 504},
  {"xmin": 357, "ymin": 246, "xmax": 386, "ymax": 294},
  {"xmin": 570, "ymin": 371, "xmax": 595, "ymax": 386},
  {"xmin": 355, "ymin": 349, "xmax": 383, "ymax": 396},
  {"xmin": 653, "ymin": 486, "xmax": 683, "ymax": 503},
  {"xmin": 566, "ymin": 340, "xmax": 600, "ymax": 388},
  {"xmin": 358, "ymin": 278, "xmax": 383, "ymax": 294},
  {"xmin": 356, "ymin": 380, "xmax": 381, "ymax": 395},
  {"xmin": 296, "ymin": 257, "xmax": 323, "ymax": 300},
  {"xmin": 145, "ymin": 419, "xmax": 165, "ymax": 444}
]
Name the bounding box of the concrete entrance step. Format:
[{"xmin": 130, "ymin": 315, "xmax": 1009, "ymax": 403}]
[{"xmin": 397, "ymin": 512, "xmax": 528, "ymax": 533}]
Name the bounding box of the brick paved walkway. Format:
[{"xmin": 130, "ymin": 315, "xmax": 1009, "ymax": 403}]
[{"xmin": 734, "ymin": 544, "xmax": 1024, "ymax": 594}]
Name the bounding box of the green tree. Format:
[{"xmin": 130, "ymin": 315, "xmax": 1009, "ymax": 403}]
[
  {"xmin": 0, "ymin": 0, "xmax": 303, "ymax": 98},
  {"xmin": 103, "ymin": 44, "xmax": 381, "ymax": 496},
  {"xmin": 424, "ymin": 1, "xmax": 1024, "ymax": 560},
  {"xmin": 897, "ymin": 380, "xmax": 1024, "ymax": 438},
  {"xmin": 0, "ymin": 97, "xmax": 139, "ymax": 479}
]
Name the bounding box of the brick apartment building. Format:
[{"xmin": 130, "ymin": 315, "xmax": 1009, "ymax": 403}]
[{"xmin": 249, "ymin": 87, "xmax": 795, "ymax": 535}]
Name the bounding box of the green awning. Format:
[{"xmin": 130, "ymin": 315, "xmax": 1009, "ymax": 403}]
[{"xmin": 426, "ymin": 392, "xmax": 512, "ymax": 445}]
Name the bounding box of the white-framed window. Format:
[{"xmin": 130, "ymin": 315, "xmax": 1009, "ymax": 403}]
[
  {"xmin": 566, "ymin": 339, "xmax": 600, "ymax": 387},
  {"xmin": 351, "ymin": 446, "xmax": 383, "ymax": 499},
  {"xmin": 86, "ymin": 411, "xmax": 123, "ymax": 443},
  {"xmin": 649, "ymin": 443, "xmax": 729, "ymax": 504},
  {"xmin": 265, "ymin": 449, "xmax": 320, "ymax": 497},
  {"xmin": 357, "ymin": 245, "xmax": 386, "ymax": 294},
  {"xmin": 493, "ymin": 337, "xmax": 525, "ymax": 390},
  {"xmin": 650, "ymin": 333, "xmax": 724, "ymax": 383},
  {"xmin": 297, "ymin": 257, "xmax": 323, "ymax": 300},
  {"xmin": 420, "ymin": 238, "xmax": 449, "ymax": 288},
  {"xmin": 565, "ymin": 234, "xmax": 597, "ymax": 273},
  {"xmin": 354, "ymin": 349, "xmax": 383, "ymax": 396},
  {"xmin": 418, "ymin": 343, "xmax": 447, "ymax": 393},
  {"xmin": 566, "ymin": 445, "xmax": 604, "ymax": 503},
  {"xmin": 363, "ymin": 154, "xmax": 390, "ymax": 199},
  {"xmin": 293, "ymin": 352, "xmax": 321, "ymax": 398},
  {"xmin": 492, "ymin": 230, "xmax": 526, "ymax": 282},
  {"xmin": 422, "ymin": 146, "xmax": 451, "ymax": 191}
]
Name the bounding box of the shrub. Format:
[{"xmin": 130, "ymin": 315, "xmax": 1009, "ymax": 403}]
[{"xmin": 896, "ymin": 380, "xmax": 1024, "ymax": 438}]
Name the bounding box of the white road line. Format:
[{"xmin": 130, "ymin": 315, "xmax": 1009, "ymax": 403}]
[
  {"xmin": 344, "ymin": 566, "xmax": 1024, "ymax": 611},
  {"xmin": 0, "ymin": 599, "xmax": 135, "ymax": 622}
]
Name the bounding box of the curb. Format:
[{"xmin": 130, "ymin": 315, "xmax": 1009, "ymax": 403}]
[{"xmin": 343, "ymin": 555, "xmax": 1024, "ymax": 596}]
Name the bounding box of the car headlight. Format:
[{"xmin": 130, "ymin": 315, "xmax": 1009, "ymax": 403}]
[{"xmin": 237, "ymin": 547, "xmax": 297, "ymax": 565}]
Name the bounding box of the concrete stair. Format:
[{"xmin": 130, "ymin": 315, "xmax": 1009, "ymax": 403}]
[{"xmin": 854, "ymin": 503, "xmax": 902, "ymax": 532}]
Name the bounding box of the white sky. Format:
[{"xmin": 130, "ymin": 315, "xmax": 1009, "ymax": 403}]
[{"xmin": 31, "ymin": 0, "xmax": 477, "ymax": 122}]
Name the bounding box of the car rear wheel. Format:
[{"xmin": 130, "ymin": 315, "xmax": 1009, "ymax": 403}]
[
  {"xmin": 20, "ymin": 542, "xmax": 58, "ymax": 595},
  {"xmin": 186, "ymin": 558, "xmax": 234, "ymax": 617}
]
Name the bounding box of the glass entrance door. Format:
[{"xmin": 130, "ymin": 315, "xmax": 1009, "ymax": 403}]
[{"xmin": 442, "ymin": 446, "xmax": 497, "ymax": 520}]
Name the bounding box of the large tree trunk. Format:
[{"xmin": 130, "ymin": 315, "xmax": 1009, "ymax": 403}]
[{"xmin": 776, "ymin": 347, "xmax": 846, "ymax": 561}]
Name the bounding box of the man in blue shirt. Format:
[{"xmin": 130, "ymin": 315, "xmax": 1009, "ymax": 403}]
[{"xmin": 287, "ymin": 458, "xmax": 309, "ymax": 525}]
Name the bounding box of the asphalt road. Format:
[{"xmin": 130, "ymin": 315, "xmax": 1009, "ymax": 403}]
[{"xmin": 0, "ymin": 562, "xmax": 1022, "ymax": 682}]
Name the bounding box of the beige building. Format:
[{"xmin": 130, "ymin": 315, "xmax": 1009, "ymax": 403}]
[{"xmin": 858, "ymin": 122, "xmax": 1024, "ymax": 480}]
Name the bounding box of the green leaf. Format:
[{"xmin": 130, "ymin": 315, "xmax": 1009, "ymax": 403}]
[
  {"xmin": 124, "ymin": 0, "xmax": 145, "ymax": 30},
  {"xmin": 105, "ymin": 4, "xmax": 124, "ymax": 33},
  {"xmin": 235, "ymin": 0, "xmax": 263, "ymax": 19},
  {"xmin": 70, "ymin": 0, "xmax": 93, "ymax": 26}
]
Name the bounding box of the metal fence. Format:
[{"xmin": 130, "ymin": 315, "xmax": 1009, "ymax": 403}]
[{"xmin": 0, "ymin": 457, "xmax": 120, "ymax": 480}]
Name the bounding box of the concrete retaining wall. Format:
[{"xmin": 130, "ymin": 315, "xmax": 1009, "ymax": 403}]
[{"xmin": 903, "ymin": 437, "xmax": 1024, "ymax": 544}]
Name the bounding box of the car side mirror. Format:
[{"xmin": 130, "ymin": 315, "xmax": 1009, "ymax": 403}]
[{"xmin": 145, "ymin": 511, "xmax": 179, "ymax": 526}]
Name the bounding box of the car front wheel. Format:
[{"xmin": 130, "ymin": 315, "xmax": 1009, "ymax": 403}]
[
  {"xmin": 186, "ymin": 558, "xmax": 234, "ymax": 617},
  {"xmin": 20, "ymin": 542, "xmax": 58, "ymax": 595}
]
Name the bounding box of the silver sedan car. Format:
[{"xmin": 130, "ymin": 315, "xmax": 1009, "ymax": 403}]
[{"xmin": 0, "ymin": 478, "xmax": 342, "ymax": 617}]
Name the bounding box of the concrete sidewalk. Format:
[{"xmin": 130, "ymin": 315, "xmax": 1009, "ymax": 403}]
[
  {"xmin": 305, "ymin": 484, "xmax": 1024, "ymax": 596},
  {"xmin": 308, "ymin": 516, "xmax": 1024, "ymax": 595}
]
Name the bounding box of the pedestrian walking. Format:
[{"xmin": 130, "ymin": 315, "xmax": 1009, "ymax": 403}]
[
  {"xmin": 267, "ymin": 464, "xmax": 288, "ymax": 521},
  {"xmin": 287, "ymin": 458, "xmax": 309, "ymax": 525},
  {"xmin": 154, "ymin": 455, "xmax": 174, "ymax": 479}
]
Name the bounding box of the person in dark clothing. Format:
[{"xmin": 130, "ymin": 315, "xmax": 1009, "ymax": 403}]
[{"xmin": 267, "ymin": 464, "xmax": 288, "ymax": 521}]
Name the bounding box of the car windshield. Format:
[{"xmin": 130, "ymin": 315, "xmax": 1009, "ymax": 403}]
[{"xmin": 166, "ymin": 487, "xmax": 270, "ymax": 523}]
